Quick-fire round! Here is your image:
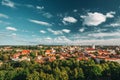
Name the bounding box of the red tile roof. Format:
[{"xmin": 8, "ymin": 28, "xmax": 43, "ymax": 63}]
[
  {"xmin": 21, "ymin": 50, "xmax": 30, "ymax": 55},
  {"xmin": 98, "ymin": 50, "xmax": 109, "ymax": 55},
  {"xmin": 13, "ymin": 53, "xmax": 21, "ymax": 58},
  {"xmin": 45, "ymin": 50, "xmax": 51, "ymax": 53},
  {"xmin": 86, "ymin": 48, "xmax": 95, "ymax": 51}
]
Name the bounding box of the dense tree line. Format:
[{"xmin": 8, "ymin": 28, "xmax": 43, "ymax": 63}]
[{"xmin": 0, "ymin": 58, "xmax": 120, "ymax": 80}]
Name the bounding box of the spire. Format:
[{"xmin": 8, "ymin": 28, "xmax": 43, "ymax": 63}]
[{"xmin": 92, "ymin": 44, "xmax": 95, "ymax": 49}]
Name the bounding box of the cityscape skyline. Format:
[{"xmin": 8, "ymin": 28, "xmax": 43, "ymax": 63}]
[{"xmin": 0, "ymin": 0, "xmax": 120, "ymax": 45}]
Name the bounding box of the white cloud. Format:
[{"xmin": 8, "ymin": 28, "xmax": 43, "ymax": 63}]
[
  {"xmin": 0, "ymin": 13, "xmax": 9, "ymax": 18},
  {"xmin": 6, "ymin": 26, "xmax": 17, "ymax": 31},
  {"xmin": 105, "ymin": 17, "xmax": 120, "ymax": 27},
  {"xmin": 68, "ymin": 30, "xmax": 120, "ymax": 45},
  {"xmin": 72, "ymin": 39, "xmax": 120, "ymax": 45},
  {"xmin": 70, "ymin": 33, "xmax": 120, "ymax": 45},
  {"xmin": 36, "ymin": 34, "xmax": 120, "ymax": 45},
  {"xmin": 95, "ymin": 29, "xmax": 107, "ymax": 32},
  {"xmin": 70, "ymin": 34, "xmax": 89, "ymax": 40},
  {"xmin": 106, "ymin": 11, "xmax": 115, "ymax": 18},
  {"xmin": 36, "ymin": 6, "xmax": 44, "ymax": 10},
  {"xmin": 25, "ymin": 4, "xmax": 34, "ymax": 8},
  {"xmin": 81, "ymin": 11, "xmax": 115, "ymax": 26},
  {"xmin": 54, "ymin": 36, "xmax": 71, "ymax": 43},
  {"xmin": 57, "ymin": 13, "xmax": 63, "ymax": 17},
  {"xmin": 29, "ymin": 19, "xmax": 52, "ymax": 26},
  {"xmin": 45, "ymin": 37, "xmax": 52, "ymax": 40},
  {"xmin": 0, "ymin": 20, "xmax": 10, "ymax": 25},
  {"xmin": 62, "ymin": 16, "xmax": 77, "ymax": 24},
  {"xmin": 36, "ymin": 5, "xmax": 53, "ymax": 19},
  {"xmin": 73, "ymin": 9, "xmax": 78, "ymax": 12},
  {"xmin": 40, "ymin": 30, "xmax": 46, "ymax": 34},
  {"xmin": 106, "ymin": 23, "xmax": 120, "ymax": 27},
  {"xmin": 88, "ymin": 32, "xmax": 120, "ymax": 38},
  {"xmin": 11, "ymin": 33, "xmax": 16, "ymax": 36},
  {"xmin": 79, "ymin": 28, "xmax": 85, "ymax": 32},
  {"xmin": 42, "ymin": 13, "xmax": 53, "ymax": 18},
  {"xmin": 36, "ymin": 36, "xmax": 71, "ymax": 45},
  {"xmin": 62, "ymin": 29, "xmax": 71, "ymax": 33},
  {"xmin": 1, "ymin": 0, "xmax": 15, "ymax": 8},
  {"xmin": 47, "ymin": 28, "xmax": 70, "ymax": 35},
  {"xmin": 47, "ymin": 28, "xmax": 63, "ymax": 35}
]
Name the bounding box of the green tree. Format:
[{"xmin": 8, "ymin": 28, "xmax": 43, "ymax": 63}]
[
  {"xmin": 0, "ymin": 71, "xmax": 6, "ymax": 80},
  {"xmin": 73, "ymin": 68, "xmax": 84, "ymax": 80},
  {"xmin": 84, "ymin": 65, "xmax": 102, "ymax": 80},
  {"xmin": 13, "ymin": 68, "xmax": 29, "ymax": 80},
  {"xmin": 39, "ymin": 71, "xmax": 47, "ymax": 80},
  {"xmin": 45, "ymin": 74, "xmax": 55, "ymax": 80},
  {"xmin": 108, "ymin": 62, "xmax": 120, "ymax": 80},
  {"xmin": 5, "ymin": 70, "xmax": 16, "ymax": 80},
  {"xmin": 2, "ymin": 54, "xmax": 9, "ymax": 61},
  {"xmin": 53, "ymin": 67, "xmax": 68, "ymax": 80},
  {"xmin": 26, "ymin": 71, "xmax": 39, "ymax": 80},
  {"xmin": 30, "ymin": 52, "xmax": 36, "ymax": 58},
  {"xmin": 42, "ymin": 64, "xmax": 52, "ymax": 73}
]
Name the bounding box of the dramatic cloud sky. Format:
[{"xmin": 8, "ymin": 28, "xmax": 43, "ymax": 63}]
[{"xmin": 0, "ymin": 0, "xmax": 120, "ymax": 45}]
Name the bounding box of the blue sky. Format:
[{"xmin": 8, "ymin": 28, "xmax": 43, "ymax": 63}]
[{"xmin": 0, "ymin": 0, "xmax": 120, "ymax": 45}]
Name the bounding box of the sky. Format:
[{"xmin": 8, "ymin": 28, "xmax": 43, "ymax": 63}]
[{"xmin": 0, "ymin": 0, "xmax": 120, "ymax": 45}]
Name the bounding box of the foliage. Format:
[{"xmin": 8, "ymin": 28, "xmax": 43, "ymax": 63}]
[{"xmin": 0, "ymin": 56, "xmax": 120, "ymax": 80}]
